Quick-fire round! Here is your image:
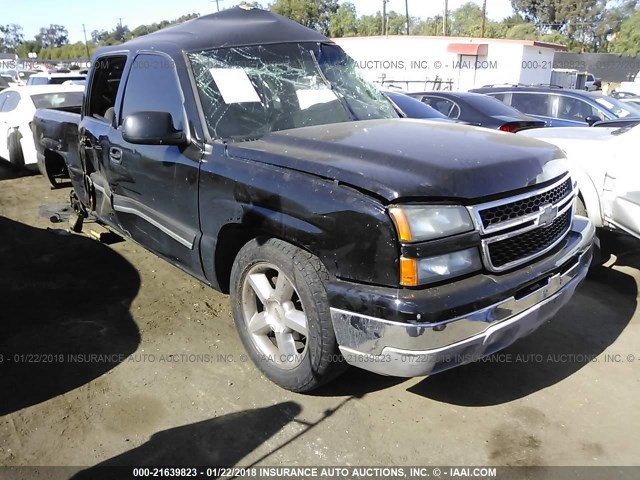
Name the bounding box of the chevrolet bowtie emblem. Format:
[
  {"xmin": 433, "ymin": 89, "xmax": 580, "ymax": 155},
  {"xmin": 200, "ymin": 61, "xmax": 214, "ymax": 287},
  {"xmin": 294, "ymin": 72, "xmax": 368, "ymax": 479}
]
[{"xmin": 539, "ymin": 203, "xmax": 558, "ymax": 227}]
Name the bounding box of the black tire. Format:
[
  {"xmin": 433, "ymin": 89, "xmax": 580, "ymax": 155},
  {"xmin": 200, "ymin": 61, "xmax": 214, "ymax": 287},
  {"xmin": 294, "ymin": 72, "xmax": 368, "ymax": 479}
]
[
  {"xmin": 230, "ymin": 238, "xmax": 345, "ymax": 392},
  {"xmin": 7, "ymin": 131, "xmax": 25, "ymax": 170}
]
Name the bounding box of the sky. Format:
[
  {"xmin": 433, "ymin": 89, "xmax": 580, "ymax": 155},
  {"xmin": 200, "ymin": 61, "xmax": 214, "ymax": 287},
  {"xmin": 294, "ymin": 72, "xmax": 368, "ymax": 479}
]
[{"xmin": 5, "ymin": 0, "xmax": 515, "ymax": 43}]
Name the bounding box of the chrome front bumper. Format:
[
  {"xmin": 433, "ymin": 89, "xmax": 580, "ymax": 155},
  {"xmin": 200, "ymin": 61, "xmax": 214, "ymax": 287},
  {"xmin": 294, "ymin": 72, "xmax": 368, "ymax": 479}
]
[{"xmin": 331, "ymin": 217, "xmax": 595, "ymax": 377}]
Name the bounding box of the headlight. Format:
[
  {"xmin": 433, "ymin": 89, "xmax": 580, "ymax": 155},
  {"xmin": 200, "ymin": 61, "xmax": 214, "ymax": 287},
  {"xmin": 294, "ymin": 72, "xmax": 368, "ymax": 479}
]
[
  {"xmin": 389, "ymin": 205, "xmax": 474, "ymax": 243},
  {"xmin": 400, "ymin": 248, "xmax": 482, "ymax": 286}
]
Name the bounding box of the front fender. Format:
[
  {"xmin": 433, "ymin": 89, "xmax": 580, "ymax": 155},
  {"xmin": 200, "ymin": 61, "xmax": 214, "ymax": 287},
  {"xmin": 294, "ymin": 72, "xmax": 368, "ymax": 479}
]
[
  {"xmin": 572, "ymin": 165, "xmax": 604, "ymax": 227},
  {"xmin": 198, "ymin": 152, "xmax": 400, "ymax": 291}
]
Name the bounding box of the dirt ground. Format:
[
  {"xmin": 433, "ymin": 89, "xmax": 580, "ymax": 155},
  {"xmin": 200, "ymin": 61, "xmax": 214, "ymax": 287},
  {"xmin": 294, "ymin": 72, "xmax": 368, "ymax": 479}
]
[{"xmin": 1, "ymin": 163, "xmax": 639, "ymax": 473}]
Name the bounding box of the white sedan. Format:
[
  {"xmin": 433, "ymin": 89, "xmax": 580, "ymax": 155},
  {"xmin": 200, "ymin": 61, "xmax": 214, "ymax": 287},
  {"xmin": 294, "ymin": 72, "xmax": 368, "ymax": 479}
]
[
  {"xmin": 0, "ymin": 84, "xmax": 84, "ymax": 169},
  {"xmin": 519, "ymin": 124, "xmax": 640, "ymax": 244}
]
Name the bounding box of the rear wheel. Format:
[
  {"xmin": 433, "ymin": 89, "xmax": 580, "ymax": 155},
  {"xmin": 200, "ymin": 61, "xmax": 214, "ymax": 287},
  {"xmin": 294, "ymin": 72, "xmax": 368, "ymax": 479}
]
[
  {"xmin": 230, "ymin": 238, "xmax": 345, "ymax": 392},
  {"xmin": 7, "ymin": 131, "xmax": 24, "ymax": 169}
]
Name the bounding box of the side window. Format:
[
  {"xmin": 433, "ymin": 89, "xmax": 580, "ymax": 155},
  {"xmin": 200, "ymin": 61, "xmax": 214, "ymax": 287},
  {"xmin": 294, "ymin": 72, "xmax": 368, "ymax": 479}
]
[
  {"xmin": 1, "ymin": 92, "xmax": 20, "ymax": 113},
  {"xmin": 120, "ymin": 54, "xmax": 184, "ymax": 131},
  {"xmin": 490, "ymin": 93, "xmax": 507, "ymax": 102},
  {"xmin": 511, "ymin": 93, "xmax": 551, "ymax": 117},
  {"xmin": 558, "ymin": 97, "xmax": 599, "ymax": 121},
  {"xmin": 87, "ymin": 55, "xmax": 127, "ymax": 122},
  {"xmin": 421, "ymin": 97, "xmax": 459, "ymax": 118}
]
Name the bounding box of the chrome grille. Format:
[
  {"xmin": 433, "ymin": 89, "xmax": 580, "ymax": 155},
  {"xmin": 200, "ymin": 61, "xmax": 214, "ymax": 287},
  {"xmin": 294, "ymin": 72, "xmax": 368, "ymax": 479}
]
[
  {"xmin": 487, "ymin": 210, "xmax": 571, "ymax": 268},
  {"xmin": 480, "ymin": 178, "xmax": 572, "ymax": 228},
  {"xmin": 470, "ymin": 173, "xmax": 576, "ymax": 272}
]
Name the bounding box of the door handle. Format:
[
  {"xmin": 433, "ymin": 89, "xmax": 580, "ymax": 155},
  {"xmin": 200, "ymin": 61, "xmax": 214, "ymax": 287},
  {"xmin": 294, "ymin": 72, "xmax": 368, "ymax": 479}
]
[{"xmin": 109, "ymin": 147, "xmax": 123, "ymax": 164}]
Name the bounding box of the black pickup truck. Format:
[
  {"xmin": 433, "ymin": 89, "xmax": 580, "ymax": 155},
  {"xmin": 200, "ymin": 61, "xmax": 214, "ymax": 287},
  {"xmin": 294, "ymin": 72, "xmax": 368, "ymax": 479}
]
[{"xmin": 33, "ymin": 7, "xmax": 595, "ymax": 392}]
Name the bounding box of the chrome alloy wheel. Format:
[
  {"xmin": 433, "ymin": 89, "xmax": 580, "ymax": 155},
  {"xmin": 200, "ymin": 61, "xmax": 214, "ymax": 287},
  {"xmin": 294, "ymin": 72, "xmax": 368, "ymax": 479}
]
[{"xmin": 241, "ymin": 262, "xmax": 309, "ymax": 369}]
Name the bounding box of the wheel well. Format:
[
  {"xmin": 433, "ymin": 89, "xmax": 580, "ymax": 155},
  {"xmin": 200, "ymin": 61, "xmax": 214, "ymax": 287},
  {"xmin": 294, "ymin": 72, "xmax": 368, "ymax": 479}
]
[
  {"xmin": 577, "ymin": 192, "xmax": 586, "ymax": 209},
  {"xmin": 214, "ymin": 225, "xmax": 318, "ymax": 294},
  {"xmin": 214, "ymin": 226, "xmax": 261, "ymax": 294},
  {"xmin": 44, "ymin": 149, "xmax": 66, "ymax": 169}
]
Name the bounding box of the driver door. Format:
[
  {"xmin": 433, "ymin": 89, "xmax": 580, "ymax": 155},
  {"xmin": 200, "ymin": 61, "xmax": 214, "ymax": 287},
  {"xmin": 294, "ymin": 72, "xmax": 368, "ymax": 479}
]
[{"xmin": 105, "ymin": 53, "xmax": 204, "ymax": 272}]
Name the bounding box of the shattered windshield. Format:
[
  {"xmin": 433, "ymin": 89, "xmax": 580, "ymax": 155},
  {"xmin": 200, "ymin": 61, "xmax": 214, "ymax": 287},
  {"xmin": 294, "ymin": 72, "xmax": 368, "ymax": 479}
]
[{"xmin": 188, "ymin": 43, "xmax": 396, "ymax": 141}]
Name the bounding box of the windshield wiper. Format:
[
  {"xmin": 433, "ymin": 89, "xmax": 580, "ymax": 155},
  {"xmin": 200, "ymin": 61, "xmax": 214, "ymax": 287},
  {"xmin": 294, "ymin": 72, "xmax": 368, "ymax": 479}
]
[{"xmin": 309, "ymin": 49, "xmax": 357, "ymax": 121}]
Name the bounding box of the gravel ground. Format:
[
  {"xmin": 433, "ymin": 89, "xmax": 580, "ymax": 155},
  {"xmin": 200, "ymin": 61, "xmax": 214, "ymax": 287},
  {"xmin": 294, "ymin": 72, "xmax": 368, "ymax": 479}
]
[{"xmin": 1, "ymin": 163, "xmax": 639, "ymax": 474}]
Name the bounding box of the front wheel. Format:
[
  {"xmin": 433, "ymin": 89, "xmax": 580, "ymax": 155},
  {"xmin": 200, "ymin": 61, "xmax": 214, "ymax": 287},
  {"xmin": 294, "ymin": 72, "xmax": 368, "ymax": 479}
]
[{"xmin": 230, "ymin": 238, "xmax": 345, "ymax": 392}]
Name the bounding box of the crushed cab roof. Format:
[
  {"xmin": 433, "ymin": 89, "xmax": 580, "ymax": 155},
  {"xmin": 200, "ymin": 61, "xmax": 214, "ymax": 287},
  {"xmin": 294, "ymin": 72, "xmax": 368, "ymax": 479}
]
[{"xmin": 95, "ymin": 7, "xmax": 332, "ymax": 57}]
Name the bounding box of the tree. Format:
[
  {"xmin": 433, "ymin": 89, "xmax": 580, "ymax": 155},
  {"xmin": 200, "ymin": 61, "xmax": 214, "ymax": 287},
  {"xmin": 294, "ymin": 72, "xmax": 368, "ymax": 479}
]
[
  {"xmin": 411, "ymin": 17, "xmax": 440, "ymax": 35},
  {"xmin": 35, "ymin": 24, "xmax": 69, "ymax": 48},
  {"xmin": 356, "ymin": 13, "xmax": 383, "ymax": 36},
  {"xmin": 540, "ymin": 30, "xmax": 568, "ymax": 45},
  {"xmin": 510, "ymin": 0, "xmax": 563, "ymax": 30},
  {"xmin": 505, "ymin": 23, "xmax": 539, "ymax": 40},
  {"xmin": 591, "ymin": 0, "xmax": 637, "ymax": 52},
  {"xmin": 449, "ymin": 2, "xmax": 484, "ymax": 36},
  {"xmin": 386, "ymin": 11, "xmax": 410, "ymax": 35},
  {"xmin": 511, "ymin": 0, "xmax": 637, "ymax": 50},
  {"xmin": 270, "ymin": 0, "xmax": 339, "ymax": 35},
  {"xmin": 329, "ymin": 2, "xmax": 358, "ymax": 37},
  {"xmin": 112, "ymin": 24, "xmax": 130, "ymax": 43},
  {"xmin": 611, "ymin": 10, "xmax": 640, "ymax": 55},
  {"xmin": 91, "ymin": 29, "xmax": 109, "ymax": 43},
  {"xmin": 0, "ymin": 24, "xmax": 25, "ymax": 53},
  {"xmin": 16, "ymin": 39, "xmax": 42, "ymax": 58},
  {"xmin": 556, "ymin": 0, "xmax": 604, "ymax": 50}
]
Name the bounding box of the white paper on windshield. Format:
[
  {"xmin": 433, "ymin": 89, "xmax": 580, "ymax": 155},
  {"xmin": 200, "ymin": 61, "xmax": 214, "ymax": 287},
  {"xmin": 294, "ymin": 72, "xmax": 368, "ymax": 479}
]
[
  {"xmin": 209, "ymin": 68, "xmax": 260, "ymax": 104},
  {"xmin": 595, "ymin": 98, "xmax": 615, "ymax": 110},
  {"xmin": 296, "ymin": 88, "xmax": 337, "ymax": 110}
]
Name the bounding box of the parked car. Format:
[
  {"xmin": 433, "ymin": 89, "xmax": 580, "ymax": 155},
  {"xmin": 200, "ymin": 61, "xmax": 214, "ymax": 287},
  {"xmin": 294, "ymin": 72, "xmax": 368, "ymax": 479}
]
[
  {"xmin": 619, "ymin": 96, "xmax": 640, "ymax": 110},
  {"xmin": 0, "ymin": 75, "xmax": 10, "ymax": 92},
  {"xmin": 0, "ymin": 84, "xmax": 84, "ymax": 171},
  {"xmin": 409, "ymin": 91, "xmax": 545, "ymax": 132},
  {"xmin": 584, "ymin": 73, "xmax": 601, "ymax": 91},
  {"xmin": 591, "ymin": 118, "xmax": 640, "ymax": 129},
  {"xmin": 1, "ymin": 69, "xmax": 38, "ymax": 86},
  {"xmin": 471, "ymin": 86, "xmax": 640, "ymax": 127},
  {"xmin": 618, "ymin": 72, "xmax": 640, "ymax": 96},
  {"xmin": 1, "ymin": 73, "xmax": 17, "ymax": 88},
  {"xmin": 383, "ymin": 90, "xmax": 458, "ymax": 122},
  {"xmin": 33, "ymin": 7, "xmax": 594, "ymax": 392},
  {"xmin": 27, "ymin": 72, "xmax": 86, "ymax": 86},
  {"xmin": 610, "ymin": 90, "xmax": 638, "ymax": 99},
  {"xmin": 520, "ymin": 123, "xmax": 640, "ymax": 259}
]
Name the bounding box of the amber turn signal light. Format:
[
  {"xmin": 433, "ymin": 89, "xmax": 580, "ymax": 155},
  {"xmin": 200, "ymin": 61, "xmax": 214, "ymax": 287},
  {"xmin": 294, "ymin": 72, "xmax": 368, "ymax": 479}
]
[
  {"xmin": 400, "ymin": 256, "xmax": 418, "ymax": 287},
  {"xmin": 389, "ymin": 207, "xmax": 412, "ymax": 242}
]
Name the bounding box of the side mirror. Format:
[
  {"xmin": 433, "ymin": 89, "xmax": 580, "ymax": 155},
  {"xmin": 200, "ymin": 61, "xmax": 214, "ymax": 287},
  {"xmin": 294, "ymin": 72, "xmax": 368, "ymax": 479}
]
[
  {"xmin": 585, "ymin": 115, "xmax": 603, "ymax": 126},
  {"xmin": 122, "ymin": 111, "xmax": 187, "ymax": 146}
]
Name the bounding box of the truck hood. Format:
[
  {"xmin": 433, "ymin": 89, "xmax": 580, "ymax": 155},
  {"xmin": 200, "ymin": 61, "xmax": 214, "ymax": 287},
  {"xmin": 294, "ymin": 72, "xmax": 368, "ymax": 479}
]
[{"xmin": 227, "ymin": 119, "xmax": 568, "ymax": 202}]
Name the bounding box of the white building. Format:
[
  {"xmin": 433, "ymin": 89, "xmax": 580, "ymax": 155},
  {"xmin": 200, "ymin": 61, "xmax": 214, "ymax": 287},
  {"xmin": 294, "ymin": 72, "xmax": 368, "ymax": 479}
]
[{"xmin": 333, "ymin": 36, "xmax": 567, "ymax": 92}]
